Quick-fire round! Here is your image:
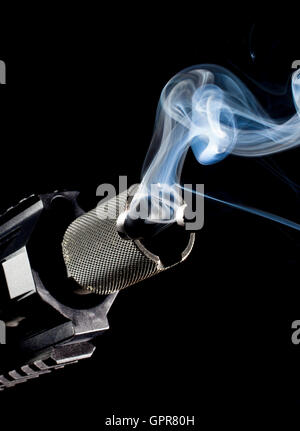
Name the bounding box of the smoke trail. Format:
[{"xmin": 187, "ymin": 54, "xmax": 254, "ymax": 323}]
[
  {"xmin": 180, "ymin": 186, "xmax": 300, "ymax": 233},
  {"xmin": 129, "ymin": 65, "xmax": 300, "ymax": 225}
]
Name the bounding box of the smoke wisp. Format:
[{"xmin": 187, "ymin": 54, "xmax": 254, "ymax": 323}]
[{"xmin": 129, "ymin": 65, "xmax": 300, "ymax": 229}]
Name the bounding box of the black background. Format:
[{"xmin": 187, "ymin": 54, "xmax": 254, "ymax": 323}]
[{"xmin": 0, "ymin": 13, "xmax": 299, "ymax": 428}]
